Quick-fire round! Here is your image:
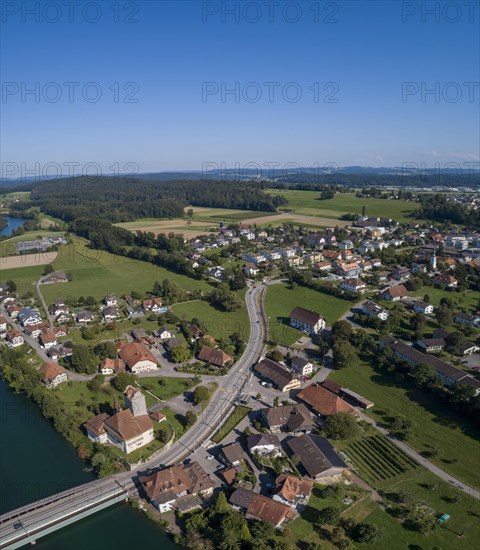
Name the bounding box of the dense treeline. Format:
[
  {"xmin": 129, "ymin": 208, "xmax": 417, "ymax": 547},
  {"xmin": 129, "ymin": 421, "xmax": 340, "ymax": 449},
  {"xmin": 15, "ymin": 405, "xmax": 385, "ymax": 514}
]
[
  {"xmin": 271, "ymin": 173, "xmax": 479, "ymax": 187},
  {"xmin": 417, "ymin": 194, "xmax": 480, "ymax": 225},
  {"xmin": 30, "ymin": 176, "xmax": 287, "ymax": 222}
]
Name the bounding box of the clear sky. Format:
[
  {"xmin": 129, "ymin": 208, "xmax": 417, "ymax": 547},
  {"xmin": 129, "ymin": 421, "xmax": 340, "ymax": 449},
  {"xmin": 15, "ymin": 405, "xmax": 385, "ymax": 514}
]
[{"xmin": 1, "ymin": 0, "xmax": 479, "ymax": 176}]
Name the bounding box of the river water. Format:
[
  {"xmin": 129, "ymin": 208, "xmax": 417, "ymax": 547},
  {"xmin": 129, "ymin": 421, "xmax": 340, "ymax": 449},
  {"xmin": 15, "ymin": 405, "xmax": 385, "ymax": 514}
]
[
  {"xmin": 0, "ymin": 217, "xmax": 27, "ymax": 237},
  {"xmin": 0, "ymin": 379, "xmax": 179, "ymax": 549}
]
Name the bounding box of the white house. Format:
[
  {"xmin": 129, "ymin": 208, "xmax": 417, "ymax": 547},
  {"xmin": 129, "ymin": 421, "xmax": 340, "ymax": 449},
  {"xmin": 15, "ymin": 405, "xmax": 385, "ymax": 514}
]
[
  {"xmin": 0, "ymin": 315, "xmax": 7, "ymax": 333},
  {"xmin": 17, "ymin": 307, "xmax": 42, "ymax": 326},
  {"xmin": 6, "ymin": 330, "xmax": 24, "ymax": 347},
  {"xmin": 340, "ymin": 278, "xmax": 366, "ymax": 294},
  {"xmin": 362, "ymin": 300, "xmax": 389, "ymax": 321},
  {"xmin": 102, "ymin": 306, "xmax": 119, "ymax": 321},
  {"xmin": 118, "ymin": 342, "xmax": 158, "ymax": 373},
  {"xmin": 156, "ymin": 327, "xmax": 173, "ymax": 340},
  {"xmin": 290, "ymin": 307, "xmax": 325, "ymax": 334},
  {"xmin": 413, "ymin": 301, "xmax": 434, "ymax": 315},
  {"xmin": 39, "ymin": 361, "xmax": 69, "ymax": 388},
  {"xmin": 104, "ymin": 294, "xmax": 118, "ymax": 306},
  {"xmin": 290, "ymin": 356, "xmax": 314, "ymax": 376}
]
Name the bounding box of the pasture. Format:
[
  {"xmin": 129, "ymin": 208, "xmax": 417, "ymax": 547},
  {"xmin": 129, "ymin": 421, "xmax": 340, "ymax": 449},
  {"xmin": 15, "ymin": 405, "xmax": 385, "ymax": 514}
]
[
  {"xmin": 265, "ymin": 282, "xmax": 352, "ymax": 345},
  {"xmin": 265, "ymin": 189, "xmax": 420, "ymax": 222}
]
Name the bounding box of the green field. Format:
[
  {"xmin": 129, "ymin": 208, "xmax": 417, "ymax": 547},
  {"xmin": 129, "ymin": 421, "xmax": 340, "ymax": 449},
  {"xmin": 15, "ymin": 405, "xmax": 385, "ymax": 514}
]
[
  {"xmin": 265, "ymin": 283, "xmax": 352, "ymax": 345},
  {"xmin": 211, "ymin": 405, "xmax": 251, "ymax": 443},
  {"xmin": 171, "ymin": 295, "xmax": 249, "ymax": 342},
  {"xmin": 266, "ymin": 190, "xmax": 420, "ymax": 222},
  {"xmin": 412, "ymin": 286, "xmax": 480, "ymax": 315},
  {"xmin": 329, "ymin": 359, "xmax": 480, "ymax": 486},
  {"xmin": 0, "ymin": 236, "xmax": 212, "ymax": 302},
  {"xmin": 0, "ymin": 264, "xmax": 45, "ymax": 296}
]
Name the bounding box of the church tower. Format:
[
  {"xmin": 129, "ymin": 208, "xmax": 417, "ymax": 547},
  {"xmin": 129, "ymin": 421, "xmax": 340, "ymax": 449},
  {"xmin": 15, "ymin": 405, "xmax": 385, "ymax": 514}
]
[{"xmin": 124, "ymin": 385, "xmax": 148, "ymax": 417}]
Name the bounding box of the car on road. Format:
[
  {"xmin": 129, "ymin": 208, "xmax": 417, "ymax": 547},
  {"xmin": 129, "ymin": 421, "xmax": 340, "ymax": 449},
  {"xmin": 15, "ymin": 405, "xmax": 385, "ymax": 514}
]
[
  {"xmin": 206, "ymin": 455, "xmax": 214, "ymax": 460},
  {"xmin": 183, "ymin": 458, "xmax": 191, "ymax": 465}
]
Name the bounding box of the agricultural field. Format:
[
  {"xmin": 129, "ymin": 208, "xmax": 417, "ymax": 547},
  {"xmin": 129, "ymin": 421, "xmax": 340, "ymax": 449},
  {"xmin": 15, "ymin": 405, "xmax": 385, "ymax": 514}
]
[
  {"xmin": 265, "ymin": 282, "xmax": 352, "ymax": 345},
  {"xmin": 344, "ymin": 435, "xmax": 419, "ymax": 485},
  {"xmin": 1, "ymin": 236, "xmax": 212, "ymax": 303},
  {"xmin": 330, "ymin": 358, "xmax": 480, "ymax": 486},
  {"xmin": 265, "ymin": 189, "xmax": 420, "ymax": 222},
  {"xmin": 171, "ymin": 295, "xmax": 249, "ymax": 342}
]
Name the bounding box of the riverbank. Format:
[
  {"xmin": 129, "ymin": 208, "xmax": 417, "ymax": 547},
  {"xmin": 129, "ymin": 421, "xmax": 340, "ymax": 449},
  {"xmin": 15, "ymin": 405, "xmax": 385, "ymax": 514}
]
[{"xmin": 0, "ymin": 377, "xmax": 179, "ymax": 549}]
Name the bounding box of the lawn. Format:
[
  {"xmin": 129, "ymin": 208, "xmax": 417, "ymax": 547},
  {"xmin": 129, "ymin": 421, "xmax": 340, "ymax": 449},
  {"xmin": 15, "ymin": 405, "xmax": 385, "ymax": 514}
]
[
  {"xmin": 137, "ymin": 377, "xmax": 196, "ymax": 405},
  {"xmin": 411, "ymin": 286, "xmax": 480, "ymax": 315},
  {"xmin": 329, "ymin": 358, "xmax": 480, "ymax": 486},
  {"xmin": 6, "ymin": 236, "xmax": 211, "ymax": 303},
  {"xmin": 265, "ymin": 282, "xmax": 352, "ymax": 345},
  {"xmin": 265, "ymin": 190, "xmax": 420, "ymax": 222},
  {"xmin": 211, "ymin": 405, "xmax": 251, "ymax": 443},
  {"xmin": 171, "ymin": 295, "xmax": 249, "ymax": 342}
]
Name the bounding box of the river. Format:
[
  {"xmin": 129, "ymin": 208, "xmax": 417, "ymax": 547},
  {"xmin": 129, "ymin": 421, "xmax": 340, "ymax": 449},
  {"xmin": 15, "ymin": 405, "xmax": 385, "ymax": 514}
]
[
  {"xmin": 0, "ymin": 217, "xmax": 27, "ymax": 237},
  {"xmin": 0, "ymin": 379, "xmax": 179, "ymax": 549}
]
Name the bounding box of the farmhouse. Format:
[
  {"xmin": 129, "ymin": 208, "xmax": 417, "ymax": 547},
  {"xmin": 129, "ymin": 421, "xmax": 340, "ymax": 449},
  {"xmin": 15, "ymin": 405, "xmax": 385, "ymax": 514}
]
[
  {"xmin": 138, "ymin": 462, "xmax": 215, "ymax": 513},
  {"xmin": 42, "ymin": 272, "xmax": 68, "ymax": 284},
  {"xmin": 39, "ymin": 361, "xmax": 69, "ymax": 388},
  {"xmin": 297, "ymin": 384, "xmax": 358, "ymax": 418},
  {"xmin": 289, "ymin": 306, "xmax": 325, "ymax": 335},
  {"xmin": 260, "ymin": 404, "xmax": 313, "ymax": 433},
  {"xmin": 254, "ymin": 358, "xmax": 301, "ymax": 392},
  {"xmin": 198, "ymin": 345, "xmax": 233, "ymax": 367},
  {"xmin": 286, "ymin": 434, "xmax": 348, "ymax": 480},
  {"xmin": 380, "ymin": 284, "xmax": 409, "ymax": 301},
  {"xmin": 118, "ymin": 342, "xmax": 158, "ymax": 373}
]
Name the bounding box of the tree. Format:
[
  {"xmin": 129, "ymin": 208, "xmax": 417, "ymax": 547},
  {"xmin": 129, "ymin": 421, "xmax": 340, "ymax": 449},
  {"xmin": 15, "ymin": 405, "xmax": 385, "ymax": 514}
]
[
  {"xmin": 6, "ymin": 279, "xmax": 16, "ymax": 292},
  {"xmin": 331, "ymin": 320, "xmax": 352, "ymax": 344},
  {"xmin": 445, "ymin": 331, "xmax": 467, "ymax": 355},
  {"xmin": 354, "ymin": 523, "xmax": 384, "ymax": 544},
  {"xmin": 87, "ymin": 374, "xmax": 105, "ymax": 392},
  {"xmin": 333, "ymin": 340, "xmax": 358, "ymax": 370},
  {"xmin": 315, "ymin": 506, "xmax": 341, "ymax": 527},
  {"xmin": 43, "ymin": 264, "xmax": 54, "ymax": 275},
  {"xmin": 187, "ymin": 208, "xmax": 194, "ymax": 219},
  {"xmin": 435, "ymin": 305, "xmax": 453, "ymax": 327},
  {"xmin": 185, "ymin": 410, "xmax": 197, "ymax": 426},
  {"xmin": 93, "ymin": 341, "xmax": 117, "ymax": 360},
  {"xmin": 212, "ymin": 491, "xmax": 230, "ymax": 514},
  {"xmin": 412, "ymin": 363, "xmax": 437, "ymax": 388},
  {"xmin": 324, "ymin": 412, "xmax": 360, "ymax": 439},
  {"xmin": 193, "ymin": 385, "xmax": 210, "ymax": 405},
  {"xmin": 269, "ymin": 349, "xmax": 284, "ymax": 362},
  {"xmin": 70, "ymin": 344, "xmax": 97, "ymax": 374},
  {"xmin": 273, "ymin": 396, "xmax": 280, "ymax": 407},
  {"xmin": 171, "ymin": 345, "xmax": 192, "ymax": 363},
  {"xmin": 111, "ymin": 371, "xmax": 137, "ymax": 391}
]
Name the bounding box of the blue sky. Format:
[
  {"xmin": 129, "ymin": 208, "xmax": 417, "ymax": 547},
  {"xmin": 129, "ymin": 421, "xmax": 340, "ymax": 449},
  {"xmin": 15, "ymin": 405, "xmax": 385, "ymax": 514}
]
[{"xmin": 1, "ymin": 0, "xmax": 479, "ymax": 175}]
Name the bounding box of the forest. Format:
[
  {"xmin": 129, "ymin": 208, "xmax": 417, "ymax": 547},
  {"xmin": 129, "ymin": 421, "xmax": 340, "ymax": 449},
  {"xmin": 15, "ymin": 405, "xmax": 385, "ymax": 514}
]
[
  {"xmin": 26, "ymin": 176, "xmax": 288, "ymax": 223},
  {"xmin": 416, "ymin": 194, "xmax": 480, "ymax": 226}
]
